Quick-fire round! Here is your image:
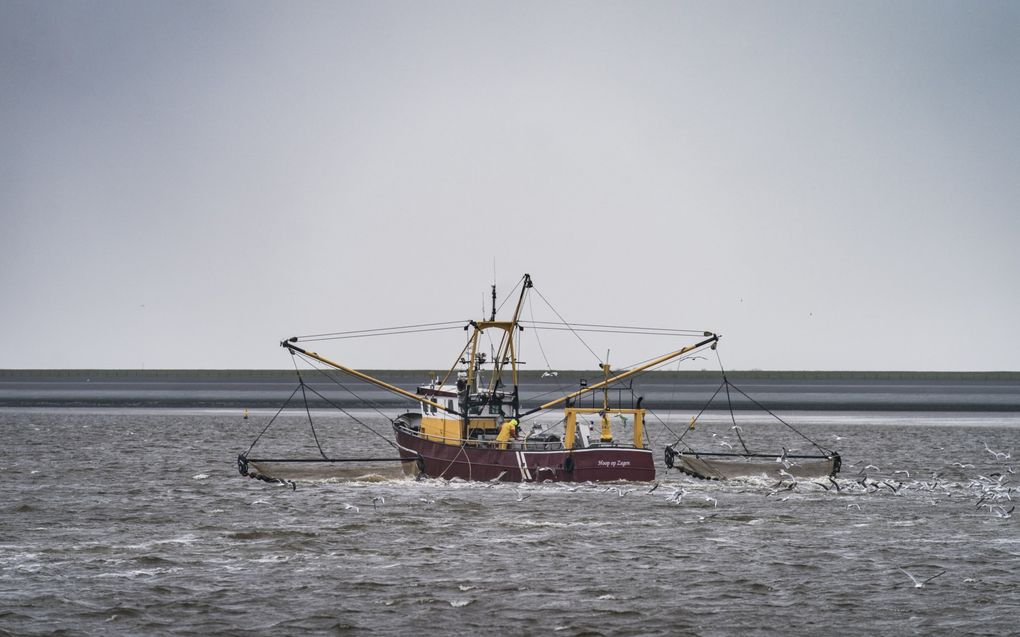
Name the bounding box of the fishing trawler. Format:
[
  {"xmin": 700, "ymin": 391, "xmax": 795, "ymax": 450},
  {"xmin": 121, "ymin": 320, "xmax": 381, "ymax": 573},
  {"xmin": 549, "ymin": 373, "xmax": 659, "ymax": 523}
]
[
  {"xmin": 239, "ymin": 274, "xmax": 720, "ymax": 483},
  {"xmin": 238, "ymin": 273, "xmax": 840, "ymax": 484}
]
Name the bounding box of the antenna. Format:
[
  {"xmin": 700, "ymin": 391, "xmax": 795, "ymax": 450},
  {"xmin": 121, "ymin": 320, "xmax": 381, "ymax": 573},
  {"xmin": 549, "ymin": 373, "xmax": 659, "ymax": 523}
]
[{"xmin": 490, "ymin": 259, "xmax": 497, "ymax": 321}]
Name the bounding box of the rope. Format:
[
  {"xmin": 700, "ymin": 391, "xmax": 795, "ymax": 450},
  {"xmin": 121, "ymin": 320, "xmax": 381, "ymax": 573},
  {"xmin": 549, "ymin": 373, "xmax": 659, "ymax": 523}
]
[
  {"xmin": 520, "ymin": 321, "xmax": 706, "ymax": 336},
  {"xmin": 660, "ymin": 359, "xmax": 683, "ymax": 442},
  {"xmin": 295, "ymin": 353, "xmax": 397, "ymax": 422},
  {"xmin": 672, "ymin": 380, "xmax": 727, "ymax": 447},
  {"xmin": 292, "ymin": 321, "xmax": 464, "ymax": 341},
  {"xmin": 671, "ymin": 350, "xmax": 832, "ymax": 456},
  {"xmin": 294, "ymin": 363, "xmax": 330, "ymax": 461},
  {"xmin": 244, "ymin": 385, "xmax": 303, "ymax": 455},
  {"xmin": 290, "ymin": 351, "xmax": 406, "ymax": 452},
  {"xmin": 724, "ymin": 381, "xmax": 832, "ymax": 455},
  {"xmin": 713, "ymin": 350, "xmax": 750, "ymax": 454},
  {"xmin": 300, "ymin": 383, "xmax": 402, "ymax": 452},
  {"xmin": 518, "ymin": 325, "xmax": 710, "ymax": 337},
  {"xmin": 721, "ymin": 380, "xmax": 751, "ymax": 455},
  {"xmin": 532, "ymin": 287, "xmax": 603, "ymax": 365},
  {"xmin": 436, "ymin": 440, "xmax": 472, "ymax": 480},
  {"xmin": 493, "ymin": 275, "xmax": 526, "ymax": 317},
  {"xmin": 527, "ymin": 295, "xmax": 554, "ymax": 373}
]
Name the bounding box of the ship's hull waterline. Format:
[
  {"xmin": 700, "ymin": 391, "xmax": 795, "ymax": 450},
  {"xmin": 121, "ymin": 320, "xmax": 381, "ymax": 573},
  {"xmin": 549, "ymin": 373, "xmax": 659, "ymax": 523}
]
[{"xmin": 394, "ymin": 424, "xmax": 656, "ymax": 483}]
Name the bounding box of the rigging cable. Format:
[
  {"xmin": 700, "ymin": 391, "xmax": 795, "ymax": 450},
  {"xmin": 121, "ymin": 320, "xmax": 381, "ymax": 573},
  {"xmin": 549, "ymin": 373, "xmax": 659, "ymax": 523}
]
[
  {"xmin": 724, "ymin": 381, "xmax": 832, "ymax": 455},
  {"xmin": 492, "ymin": 274, "xmax": 526, "ymax": 317},
  {"xmin": 716, "ymin": 350, "xmax": 751, "ymax": 455},
  {"xmin": 294, "ymin": 358, "xmax": 330, "ymax": 460},
  {"xmin": 671, "ymin": 380, "xmax": 728, "ymax": 449},
  {"xmin": 292, "ymin": 353, "xmax": 411, "ymax": 445},
  {"xmin": 294, "ymin": 353, "xmax": 401, "ymax": 422},
  {"xmin": 532, "ymin": 286, "xmax": 603, "ymax": 366},
  {"xmin": 526, "ymin": 295, "xmax": 554, "ymax": 373},
  {"xmin": 519, "ymin": 321, "xmax": 707, "ymax": 337},
  {"xmin": 244, "ymin": 384, "xmax": 303, "ymax": 456},
  {"xmin": 297, "ymin": 382, "xmax": 402, "ymax": 451},
  {"xmin": 295, "ymin": 324, "xmax": 465, "ymax": 343},
  {"xmin": 660, "ymin": 358, "xmax": 684, "ymax": 441}
]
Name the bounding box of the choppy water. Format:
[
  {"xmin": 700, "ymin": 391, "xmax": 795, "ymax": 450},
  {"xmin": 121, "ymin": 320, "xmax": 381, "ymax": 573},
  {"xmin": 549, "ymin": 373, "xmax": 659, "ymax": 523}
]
[{"xmin": 2, "ymin": 408, "xmax": 1019, "ymax": 636}]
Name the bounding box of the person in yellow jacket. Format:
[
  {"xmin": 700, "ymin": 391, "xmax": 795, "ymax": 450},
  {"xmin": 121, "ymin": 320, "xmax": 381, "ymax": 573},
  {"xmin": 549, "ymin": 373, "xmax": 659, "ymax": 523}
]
[{"xmin": 496, "ymin": 417, "xmax": 518, "ymax": 449}]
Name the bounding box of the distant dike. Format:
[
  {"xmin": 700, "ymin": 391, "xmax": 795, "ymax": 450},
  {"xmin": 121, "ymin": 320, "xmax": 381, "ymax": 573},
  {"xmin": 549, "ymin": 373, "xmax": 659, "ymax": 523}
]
[
  {"xmin": 2, "ymin": 369, "xmax": 1017, "ymax": 411},
  {"xmin": 1, "ymin": 369, "xmax": 1018, "ymax": 381}
]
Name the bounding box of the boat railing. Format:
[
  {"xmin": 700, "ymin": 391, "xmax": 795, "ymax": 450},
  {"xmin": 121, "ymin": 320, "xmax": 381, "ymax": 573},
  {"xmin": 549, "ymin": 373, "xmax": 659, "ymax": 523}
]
[{"xmin": 397, "ymin": 421, "xmax": 567, "ymax": 451}]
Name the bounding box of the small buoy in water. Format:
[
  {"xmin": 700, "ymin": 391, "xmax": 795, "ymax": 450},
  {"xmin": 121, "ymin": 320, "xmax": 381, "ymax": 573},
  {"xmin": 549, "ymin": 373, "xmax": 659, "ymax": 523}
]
[{"xmin": 243, "ymin": 408, "xmax": 249, "ymax": 420}]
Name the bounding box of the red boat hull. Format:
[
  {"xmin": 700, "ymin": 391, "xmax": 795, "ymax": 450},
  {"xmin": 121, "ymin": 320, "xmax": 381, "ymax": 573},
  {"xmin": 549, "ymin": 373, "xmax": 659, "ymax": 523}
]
[{"xmin": 394, "ymin": 424, "xmax": 655, "ymax": 482}]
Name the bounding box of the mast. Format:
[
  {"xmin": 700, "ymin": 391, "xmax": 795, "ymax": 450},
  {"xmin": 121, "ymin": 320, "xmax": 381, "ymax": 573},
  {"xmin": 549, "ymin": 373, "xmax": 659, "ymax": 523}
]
[
  {"xmin": 464, "ymin": 274, "xmax": 532, "ymax": 399},
  {"xmin": 489, "ymin": 273, "xmax": 531, "ymax": 388}
]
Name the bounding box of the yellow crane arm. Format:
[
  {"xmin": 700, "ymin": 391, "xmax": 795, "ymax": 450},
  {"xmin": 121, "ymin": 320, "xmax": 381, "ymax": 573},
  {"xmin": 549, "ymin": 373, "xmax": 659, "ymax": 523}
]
[
  {"xmin": 281, "ymin": 340, "xmax": 456, "ymax": 414},
  {"xmin": 533, "ymin": 333, "xmax": 720, "ymax": 412}
]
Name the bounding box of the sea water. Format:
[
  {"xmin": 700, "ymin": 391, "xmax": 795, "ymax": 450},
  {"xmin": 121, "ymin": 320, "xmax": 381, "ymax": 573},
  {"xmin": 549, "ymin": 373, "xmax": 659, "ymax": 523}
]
[{"xmin": 1, "ymin": 407, "xmax": 1019, "ymax": 636}]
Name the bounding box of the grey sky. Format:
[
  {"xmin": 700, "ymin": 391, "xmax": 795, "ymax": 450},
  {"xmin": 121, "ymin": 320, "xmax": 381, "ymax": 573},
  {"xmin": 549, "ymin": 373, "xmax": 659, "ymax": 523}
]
[{"xmin": 2, "ymin": 1, "xmax": 1018, "ymax": 371}]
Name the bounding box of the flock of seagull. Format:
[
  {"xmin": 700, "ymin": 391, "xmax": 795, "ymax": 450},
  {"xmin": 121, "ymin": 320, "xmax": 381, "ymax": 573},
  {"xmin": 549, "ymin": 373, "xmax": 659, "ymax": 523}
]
[{"xmin": 315, "ymin": 440, "xmax": 1017, "ymax": 589}]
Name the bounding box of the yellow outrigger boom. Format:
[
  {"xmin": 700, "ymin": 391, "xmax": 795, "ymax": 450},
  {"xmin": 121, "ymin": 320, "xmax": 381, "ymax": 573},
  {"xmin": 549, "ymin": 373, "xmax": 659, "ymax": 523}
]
[
  {"xmin": 524, "ymin": 332, "xmax": 720, "ymax": 415},
  {"xmin": 281, "ymin": 340, "xmax": 457, "ymax": 415}
]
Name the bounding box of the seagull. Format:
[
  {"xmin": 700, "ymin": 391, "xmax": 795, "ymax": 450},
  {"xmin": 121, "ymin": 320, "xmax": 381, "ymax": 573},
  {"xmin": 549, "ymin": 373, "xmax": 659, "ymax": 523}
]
[
  {"xmin": 993, "ymin": 505, "xmax": 1014, "ymax": 519},
  {"xmin": 766, "ymin": 482, "xmax": 795, "ymax": 497},
  {"xmin": 952, "ymin": 462, "xmax": 975, "ymax": 469},
  {"xmin": 846, "ymin": 503, "xmax": 862, "ymax": 511},
  {"xmin": 343, "ymin": 503, "xmax": 360, "ymax": 513},
  {"xmin": 778, "ymin": 469, "xmax": 797, "ymax": 482},
  {"xmin": 515, "ymin": 489, "xmax": 531, "ymax": 502},
  {"xmin": 646, "ymin": 482, "xmax": 660, "ymax": 494},
  {"xmin": 541, "ymin": 371, "xmax": 559, "ymax": 378},
  {"xmin": 894, "ymin": 470, "xmax": 910, "ymax": 478},
  {"xmin": 863, "ymin": 464, "xmax": 880, "ymax": 472},
  {"xmin": 418, "ymin": 496, "xmax": 435, "ymax": 505},
  {"xmin": 984, "ymin": 443, "xmax": 1011, "ymax": 461},
  {"xmin": 730, "ymin": 425, "xmax": 742, "ymax": 433},
  {"xmin": 719, "ymin": 440, "xmax": 733, "ymax": 449},
  {"xmin": 667, "ymin": 488, "xmax": 686, "ymax": 503},
  {"xmin": 489, "ymin": 470, "xmax": 508, "ymax": 482},
  {"xmin": 703, "ymin": 495, "xmax": 718, "ymax": 507},
  {"xmin": 372, "ymin": 496, "xmax": 385, "ymax": 510},
  {"xmin": 899, "ymin": 567, "xmax": 946, "ymax": 589},
  {"xmin": 776, "ymin": 448, "xmax": 791, "ymax": 468}
]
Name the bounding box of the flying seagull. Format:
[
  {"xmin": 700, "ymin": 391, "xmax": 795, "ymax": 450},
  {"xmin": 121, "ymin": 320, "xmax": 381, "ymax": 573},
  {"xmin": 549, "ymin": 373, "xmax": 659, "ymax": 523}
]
[{"xmin": 899, "ymin": 567, "xmax": 946, "ymax": 588}]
